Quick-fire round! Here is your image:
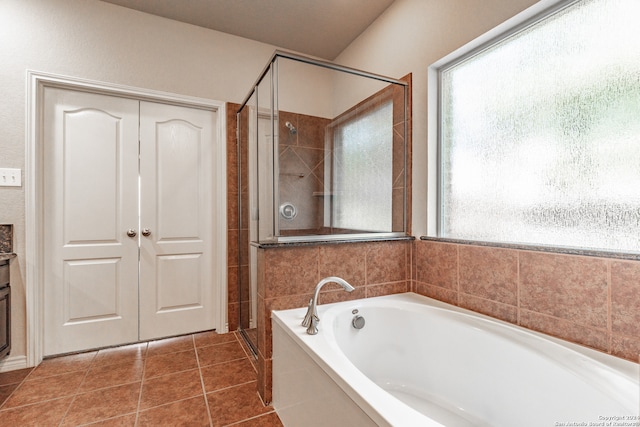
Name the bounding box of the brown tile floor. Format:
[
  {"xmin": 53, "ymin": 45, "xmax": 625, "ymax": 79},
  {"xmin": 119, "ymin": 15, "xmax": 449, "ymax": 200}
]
[{"xmin": 0, "ymin": 331, "xmax": 283, "ymax": 426}]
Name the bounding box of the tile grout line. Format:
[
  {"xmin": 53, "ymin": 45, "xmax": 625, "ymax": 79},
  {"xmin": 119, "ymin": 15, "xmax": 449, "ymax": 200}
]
[
  {"xmin": 57, "ymin": 351, "xmax": 99, "ymax": 427},
  {"xmin": 204, "ymin": 332, "xmax": 274, "ymax": 424},
  {"xmin": 77, "ymin": 411, "xmax": 138, "ymax": 427},
  {"xmin": 224, "ymin": 409, "xmax": 278, "ymax": 427},
  {"xmin": 133, "ymin": 346, "xmax": 149, "ymax": 427},
  {"xmin": 0, "ymin": 370, "xmax": 34, "ymax": 411},
  {"xmin": 193, "ymin": 333, "xmax": 214, "ymax": 427},
  {"xmin": 0, "ymin": 332, "xmax": 281, "ymax": 425},
  {"xmin": 234, "ymin": 332, "xmax": 258, "ymax": 374}
]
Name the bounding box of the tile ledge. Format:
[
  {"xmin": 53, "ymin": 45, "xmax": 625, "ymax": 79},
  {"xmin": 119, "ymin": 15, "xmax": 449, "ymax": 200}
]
[
  {"xmin": 419, "ymin": 236, "xmax": 640, "ymax": 261},
  {"xmin": 254, "ymin": 235, "xmax": 414, "ymax": 249}
]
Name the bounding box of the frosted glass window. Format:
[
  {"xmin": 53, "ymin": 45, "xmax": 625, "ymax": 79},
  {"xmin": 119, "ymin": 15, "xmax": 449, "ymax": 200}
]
[
  {"xmin": 440, "ymin": 0, "xmax": 640, "ymax": 253},
  {"xmin": 333, "ymin": 101, "xmax": 393, "ymax": 232}
]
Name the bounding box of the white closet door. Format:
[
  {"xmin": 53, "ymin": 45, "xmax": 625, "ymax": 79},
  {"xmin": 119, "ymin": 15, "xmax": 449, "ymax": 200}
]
[
  {"xmin": 138, "ymin": 101, "xmax": 216, "ymax": 340},
  {"xmin": 43, "ymin": 88, "xmax": 140, "ymax": 356}
]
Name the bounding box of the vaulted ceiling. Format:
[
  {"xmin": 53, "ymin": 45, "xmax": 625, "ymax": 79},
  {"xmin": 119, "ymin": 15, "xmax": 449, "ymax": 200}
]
[{"xmin": 100, "ymin": 0, "xmax": 396, "ymax": 60}]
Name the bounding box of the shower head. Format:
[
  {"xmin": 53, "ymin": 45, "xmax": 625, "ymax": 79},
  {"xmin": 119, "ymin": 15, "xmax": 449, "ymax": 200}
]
[{"xmin": 285, "ymin": 121, "xmax": 297, "ymax": 134}]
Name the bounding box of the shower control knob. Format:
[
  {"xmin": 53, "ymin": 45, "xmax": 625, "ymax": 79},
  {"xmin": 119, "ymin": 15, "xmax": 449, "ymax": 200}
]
[
  {"xmin": 279, "ymin": 203, "xmax": 297, "ymax": 220},
  {"xmin": 126, "ymin": 229, "xmax": 137, "ymax": 237}
]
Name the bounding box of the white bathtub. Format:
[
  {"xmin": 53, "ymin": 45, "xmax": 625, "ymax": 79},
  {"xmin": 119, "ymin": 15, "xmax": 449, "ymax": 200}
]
[{"xmin": 272, "ymin": 293, "xmax": 640, "ymax": 427}]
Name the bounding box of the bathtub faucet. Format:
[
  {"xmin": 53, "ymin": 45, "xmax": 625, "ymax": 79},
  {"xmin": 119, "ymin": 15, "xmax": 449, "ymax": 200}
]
[{"xmin": 302, "ymin": 276, "xmax": 355, "ymax": 335}]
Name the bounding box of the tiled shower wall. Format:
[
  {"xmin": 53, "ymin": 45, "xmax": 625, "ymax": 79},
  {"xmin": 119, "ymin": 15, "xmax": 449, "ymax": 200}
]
[
  {"xmin": 278, "ymin": 111, "xmax": 331, "ymax": 234},
  {"xmin": 414, "ymin": 240, "xmax": 640, "ymax": 362},
  {"xmin": 226, "ymin": 103, "xmax": 241, "ymax": 332}
]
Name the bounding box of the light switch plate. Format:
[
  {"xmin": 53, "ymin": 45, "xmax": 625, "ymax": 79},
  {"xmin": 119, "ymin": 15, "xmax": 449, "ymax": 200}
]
[{"xmin": 0, "ymin": 168, "xmax": 21, "ymax": 187}]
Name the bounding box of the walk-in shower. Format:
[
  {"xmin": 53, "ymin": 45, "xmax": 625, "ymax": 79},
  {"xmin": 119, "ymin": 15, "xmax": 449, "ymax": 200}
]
[{"xmin": 236, "ymin": 50, "xmax": 409, "ymax": 353}]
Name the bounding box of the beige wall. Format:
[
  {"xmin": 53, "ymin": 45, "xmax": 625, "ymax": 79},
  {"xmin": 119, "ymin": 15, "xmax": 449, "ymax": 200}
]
[
  {"xmin": 0, "ymin": 0, "xmax": 542, "ymax": 364},
  {"xmin": 0, "ymin": 0, "xmax": 282, "ymax": 361}
]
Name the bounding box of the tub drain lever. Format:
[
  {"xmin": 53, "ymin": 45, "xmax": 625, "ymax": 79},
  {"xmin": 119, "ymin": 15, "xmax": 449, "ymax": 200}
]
[{"xmin": 352, "ymin": 315, "xmax": 365, "ymax": 329}]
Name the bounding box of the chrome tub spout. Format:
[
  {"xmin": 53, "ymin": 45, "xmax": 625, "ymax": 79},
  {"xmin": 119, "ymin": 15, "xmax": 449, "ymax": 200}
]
[{"xmin": 302, "ymin": 276, "xmax": 354, "ymax": 335}]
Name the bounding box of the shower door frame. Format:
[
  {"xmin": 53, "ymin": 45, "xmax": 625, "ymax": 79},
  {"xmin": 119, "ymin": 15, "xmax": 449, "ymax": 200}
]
[
  {"xmin": 236, "ymin": 50, "xmax": 410, "ymax": 354},
  {"xmin": 238, "ymin": 50, "xmax": 410, "ymax": 244}
]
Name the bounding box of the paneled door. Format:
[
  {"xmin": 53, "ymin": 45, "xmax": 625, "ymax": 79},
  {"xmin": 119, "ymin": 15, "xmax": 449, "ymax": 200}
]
[
  {"xmin": 138, "ymin": 101, "xmax": 215, "ymax": 340},
  {"xmin": 43, "ymin": 88, "xmax": 217, "ymax": 356}
]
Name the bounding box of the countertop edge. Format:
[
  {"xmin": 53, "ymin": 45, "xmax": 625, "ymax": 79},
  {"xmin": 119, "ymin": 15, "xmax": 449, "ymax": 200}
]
[{"xmin": 0, "ymin": 253, "xmax": 17, "ymax": 262}]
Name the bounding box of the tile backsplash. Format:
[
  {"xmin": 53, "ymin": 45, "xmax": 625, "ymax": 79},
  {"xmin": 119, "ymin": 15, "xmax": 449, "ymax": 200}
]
[
  {"xmin": 0, "ymin": 224, "xmax": 12, "ymax": 253},
  {"xmin": 414, "ymin": 239, "xmax": 640, "ymax": 362},
  {"xmin": 254, "ymin": 237, "xmax": 640, "ymax": 404},
  {"xmin": 255, "ymin": 239, "xmax": 412, "ymax": 403}
]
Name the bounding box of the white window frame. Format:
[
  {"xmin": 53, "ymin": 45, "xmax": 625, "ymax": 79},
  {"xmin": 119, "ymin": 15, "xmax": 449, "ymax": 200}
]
[{"xmin": 427, "ymin": 0, "xmax": 618, "ymax": 245}]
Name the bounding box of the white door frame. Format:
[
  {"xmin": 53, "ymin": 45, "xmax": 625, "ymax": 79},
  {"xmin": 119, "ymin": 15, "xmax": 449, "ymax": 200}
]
[{"xmin": 25, "ymin": 70, "xmax": 228, "ymax": 367}]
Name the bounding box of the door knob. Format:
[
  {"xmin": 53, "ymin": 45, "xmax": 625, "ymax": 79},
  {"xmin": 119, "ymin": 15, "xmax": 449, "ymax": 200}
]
[
  {"xmin": 141, "ymin": 228, "xmax": 151, "ymax": 237},
  {"xmin": 126, "ymin": 229, "xmax": 137, "ymax": 237}
]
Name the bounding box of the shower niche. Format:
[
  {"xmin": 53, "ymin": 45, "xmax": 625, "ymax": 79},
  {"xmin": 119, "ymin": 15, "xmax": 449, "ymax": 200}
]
[{"xmin": 236, "ymin": 51, "xmax": 409, "ymax": 352}]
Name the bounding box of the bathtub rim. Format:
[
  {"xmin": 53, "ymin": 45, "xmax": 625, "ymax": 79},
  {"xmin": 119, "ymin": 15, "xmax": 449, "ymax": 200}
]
[
  {"xmin": 272, "ymin": 292, "xmax": 640, "ymax": 426},
  {"xmin": 272, "ymin": 295, "xmax": 439, "ymax": 426}
]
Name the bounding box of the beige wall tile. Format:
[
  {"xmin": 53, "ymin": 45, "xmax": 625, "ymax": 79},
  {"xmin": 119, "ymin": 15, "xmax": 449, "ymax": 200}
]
[
  {"xmin": 459, "ymin": 245, "xmax": 518, "ymax": 305},
  {"xmin": 458, "ymin": 293, "xmax": 518, "ymax": 324},
  {"xmin": 519, "ymin": 251, "xmax": 608, "ymax": 329},
  {"xmin": 519, "ymin": 309, "xmax": 608, "ymax": 350},
  {"xmin": 319, "ymin": 243, "xmax": 367, "ymax": 287},
  {"xmin": 366, "ymin": 241, "xmax": 408, "ymax": 284},
  {"xmin": 366, "ymin": 281, "xmax": 408, "ymax": 298},
  {"xmin": 611, "ymin": 260, "xmax": 640, "ymax": 337},
  {"xmin": 611, "ymin": 334, "xmax": 640, "ymax": 362},
  {"xmin": 414, "ymin": 281, "xmax": 458, "ymax": 305},
  {"xmin": 262, "ymin": 247, "xmax": 319, "ymax": 298},
  {"xmin": 415, "ymin": 241, "xmax": 458, "ymax": 289}
]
